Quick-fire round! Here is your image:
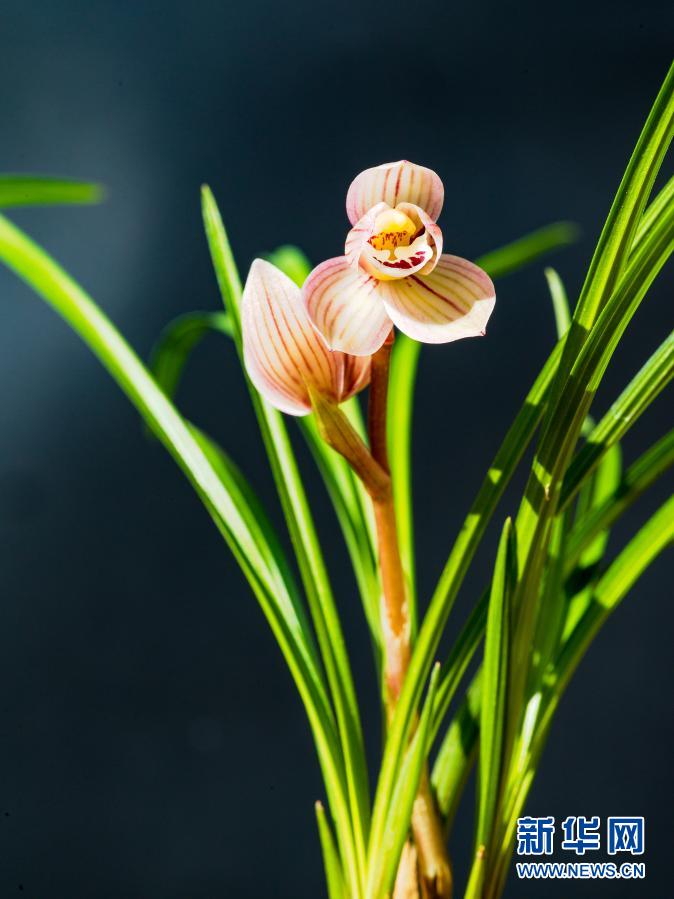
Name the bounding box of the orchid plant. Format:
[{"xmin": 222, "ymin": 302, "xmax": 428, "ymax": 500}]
[{"xmin": 1, "ymin": 65, "xmax": 673, "ymax": 899}]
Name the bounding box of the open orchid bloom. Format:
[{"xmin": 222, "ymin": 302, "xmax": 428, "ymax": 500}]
[
  {"xmin": 242, "ymin": 259, "xmax": 370, "ymax": 415},
  {"xmin": 304, "ymin": 160, "xmax": 496, "ymax": 356}
]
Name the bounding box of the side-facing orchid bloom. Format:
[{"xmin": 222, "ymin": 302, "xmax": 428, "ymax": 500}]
[
  {"xmin": 242, "ymin": 259, "xmax": 370, "ymax": 415},
  {"xmin": 304, "ymin": 160, "xmax": 496, "ymax": 355}
]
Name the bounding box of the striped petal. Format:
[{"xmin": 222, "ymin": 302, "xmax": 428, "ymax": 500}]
[
  {"xmin": 242, "ymin": 259, "xmax": 342, "ymax": 415},
  {"xmin": 378, "ymin": 254, "xmax": 495, "ymax": 344},
  {"xmin": 342, "ymin": 353, "xmax": 371, "ymax": 399},
  {"xmin": 345, "ymin": 201, "xmax": 389, "ymax": 267},
  {"xmin": 303, "ymin": 257, "xmax": 392, "ymax": 356},
  {"xmin": 346, "ymin": 160, "xmax": 444, "ymax": 225}
]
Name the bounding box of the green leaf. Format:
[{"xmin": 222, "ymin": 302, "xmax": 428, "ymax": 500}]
[
  {"xmin": 386, "ymin": 223, "xmax": 581, "ymax": 641},
  {"xmin": 264, "ymin": 244, "xmax": 312, "ymax": 286},
  {"xmin": 432, "ymin": 589, "xmax": 487, "ymax": 741},
  {"xmin": 189, "ymin": 425, "xmax": 309, "ymax": 635},
  {"xmin": 366, "ymin": 665, "xmax": 440, "ymax": 899},
  {"xmin": 493, "ymin": 493, "xmax": 674, "ymax": 899},
  {"xmin": 0, "ymin": 175, "xmax": 103, "ymax": 207},
  {"xmin": 300, "ymin": 412, "xmax": 382, "ymax": 655},
  {"xmin": 555, "ymin": 441, "xmax": 623, "ymax": 663},
  {"xmin": 560, "ymin": 494, "xmax": 674, "ymax": 681},
  {"xmin": 201, "ymin": 187, "xmax": 368, "ymax": 894},
  {"xmin": 545, "ymin": 267, "xmax": 571, "ymax": 340},
  {"xmin": 431, "ymin": 673, "xmax": 481, "ymax": 826},
  {"xmin": 387, "ymin": 334, "xmax": 421, "ymax": 636},
  {"xmin": 381, "ymin": 336, "xmax": 565, "ymax": 834},
  {"xmin": 511, "ymin": 121, "xmax": 674, "ymax": 732},
  {"xmin": 476, "ymin": 222, "xmax": 579, "ymax": 280},
  {"xmin": 565, "ymin": 428, "xmax": 674, "ymax": 575},
  {"xmin": 464, "ymin": 847, "xmax": 487, "ymax": 899},
  {"xmin": 0, "ymin": 213, "xmax": 357, "ymax": 888},
  {"xmin": 149, "ymin": 310, "xmax": 233, "ymax": 400},
  {"xmin": 380, "ymin": 222, "xmax": 584, "ymax": 774},
  {"xmin": 477, "ymin": 519, "xmax": 515, "ymax": 851},
  {"xmin": 145, "ymin": 297, "xmax": 381, "ymax": 661},
  {"xmin": 316, "ymin": 801, "xmax": 346, "ymax": 899},
  {"xmin": 573, "ymin": 63, "xmax": 674, "ymax": 333},
  {"xmin": 560, "ymin": 331, "xmax": 674, "ymax": 509},
  {"xmin": 517, "ymin": 60, "xmax": 674, "ymax": 570},
  {"xmin": 430, "ymin": 115, "xmax": 674, "ymax": 843}
]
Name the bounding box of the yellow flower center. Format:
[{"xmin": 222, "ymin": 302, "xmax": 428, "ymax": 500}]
[{"xmin": 368, "ymin": 209, "xmax": 418, "ymax": 253}]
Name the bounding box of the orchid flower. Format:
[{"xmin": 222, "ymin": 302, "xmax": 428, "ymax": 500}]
[
  {"xmin": 242, "ymin": 258, "xmax": 370, "ymax": 415},
  {"xmin": 304, "ymin": 160, "xmax": 496, "ymax": 355}
]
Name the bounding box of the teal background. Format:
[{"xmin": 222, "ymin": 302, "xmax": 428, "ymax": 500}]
[{"xmin": 0, "ymin": 2, "xmax": 672, "ymax": 895}]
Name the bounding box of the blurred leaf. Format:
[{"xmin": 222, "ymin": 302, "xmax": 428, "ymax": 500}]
[
  {"xmin": 478, "ymin": 221, "xmax": 579, "ymax": 280},
  {"xmin": 0, "ymin": 175, "xmax": 103, "ymax": 207},
  {"xmin": 149, "ymin": 310, "xmax": 233, "ymax": 399},
  {"xmin": 264, "ymin": 244, "xmax": 312, "ymax": 286}
]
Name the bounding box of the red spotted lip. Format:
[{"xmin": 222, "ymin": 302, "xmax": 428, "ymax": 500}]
[{"xmin": 381, "ymin": 250, "xmax": 430, "ymax": 270}]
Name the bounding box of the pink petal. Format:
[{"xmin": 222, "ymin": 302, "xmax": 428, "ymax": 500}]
[
  {"xmin": 378, "ymin": 254, "xmax": 496, "ymax": 345},
  {"xmin": 303, "ymin": 257, "xmax": 392, "ymax": 356},
  {"xmin": 242, "ymin": 259, "xmax": 342, "ymax": 415},
  {"xmin": 346, "ymin": 161, "xmax": 444, "ymax": 225}
]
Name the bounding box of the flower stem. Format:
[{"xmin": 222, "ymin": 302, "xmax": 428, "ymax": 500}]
[
  {"xmin": 311, "ymin": 341, "xmax": 452, "ymax": 898},
  {"xmin": 367, "ymin": 340, "xmax": 453, "ymax": 899}
]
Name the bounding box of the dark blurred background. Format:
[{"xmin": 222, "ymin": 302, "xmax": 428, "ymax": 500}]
[{"xmin": 1, "ymin": 2, "xmax": 672, "ymax": 896}]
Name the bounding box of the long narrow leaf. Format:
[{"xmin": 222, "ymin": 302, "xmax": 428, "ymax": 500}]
[
  {"xmin": 201, "ymin": 187, "xmax": 368, "ymax": 892},
  {"xmin": 554, "ymin": 495, "xmax": 674, "ymax": 705},
  {"xmin": 147, "ymin": 299, "xmax": 381, "ymax": 659},
  {"xmin": 0, "ymin": 175, "xmax": 103, "ymax": 207},
  {"xmin": 477, "ymin": 519, "xmax": 515, "ymax": 852},
  {"xmin": 367, "ymin": 665, "xmax": 440, "ymax": 899},
  {"xmin": 476, "ymin": 222, "xmax": 579, "ymax": 279},
  {"xmin": 149, "ymin": 310, "xmax": 233, "ymax": 399},
  {"xmin": 511, "ymin": 151, "xmax": 674, "ymax": 728},
  {"xmin": 428, "ymin": 155, "xmax": 674, "ymax": 837},
  {"xmin": 431, "ymin": 673, "xmax": 481, "ymax": 825},
  {"xmin": 386, "ymin": 223, "xmax": 581, "ymax": 641},
  {"xmin": 0, "ymin": 213, "xmax": 357, "ymax": 887},
  {"xmin": 316, "ymin": 801, "xmax": 347, "ymax": 899},
  {"xmin": 565, "ymin": 429, "xmax": 674, "ymax": 574},
  {"xmin": 387, "ymin": 334, "xmax": 422, "ymax": 636},
  {"xmin": 560, "ymin": 331, "xmax": 674, "ymax": 508},
  {"xmin": 432, "ymin": 591, "xmax": 487, "ymax": 740}
]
